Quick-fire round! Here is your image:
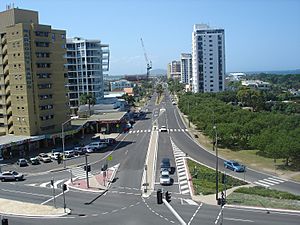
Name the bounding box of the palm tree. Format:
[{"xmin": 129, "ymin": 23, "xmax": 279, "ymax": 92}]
[
  {"xmin": 122, "ymin": 93, "xmax": 135, "ymax": 106},
  {"xmin": 156, "ymin": 83, "xmax": 164, "ymax": 98},
  {"xmin": 79, "ymin": 93, "xmax": 96, "ymax": 116}
]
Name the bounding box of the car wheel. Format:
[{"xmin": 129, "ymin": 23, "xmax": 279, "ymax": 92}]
[{"xmin": 1, "ymin": 178, "xmax": 5, "ymax": 182}]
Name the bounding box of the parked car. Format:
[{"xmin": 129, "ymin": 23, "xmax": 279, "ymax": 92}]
[
  {"xmin": 74, "ymin": 147, "xmax": 86, "ymax": 155},
  {"xmin": 224, "ymin": 160, "xmax": 245, "ymax": 172},
  {"xmin": 88, "ymin": 142, "xmax": 107, "ymax": 151},
  {"xmin": 82, "ymin": 146, "xmax": 95, "ymax": 153},
  {"xmin": 29, "ymin": 157, "xmax": 40, "ymax": 165},
  {"xmin": 160, "ymin": 170, "xmax": 171, "ymax": 185},
  {"xmin": 0, "ymin": 171, "xmax": 24, "ymax": 182},
  {"xmin": 159, "ymin": 126, "xmax": 168, "ymax": 132},
  {"xmin": 17, "ymin": 158, "xmax": 28, "ymax": 167},
  {"xmin": 106, "ymin": 138, "xmax": 116, "ymax": 146},
  {"xmin": 38, "ymin": 153, "xmax": 52, "ymax": 163},
  {"xmin": 64, "ymin": 150, "xmax": 75, "ymax": 158},
  {"xmin": 51, "ymin": 152, "xmax": 61, "ymax": 160},
  {"xmin": 160, "ymin": 158, "xmax": 171, "ymax": 172}
]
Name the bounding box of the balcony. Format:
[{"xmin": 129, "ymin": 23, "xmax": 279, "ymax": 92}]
[
  {"xmin": 3, "ymin": 54, "xmax": 8, "ymax": 65},
  {"xmin": 1, "ymin": 35, "xmax": 6, "ymax": 45},
  {"xmin": 3, "ymin": 65, "xmax": 9, "ymax": 75},
  {"xmin": 2, "ymin": 44, "xmax": 7, "ymax": 55},
  {"xmin": 8, "ymin": 124, "xmax": 14, "ymax": 134},
  {"xmin": 5, "ymin": 86, "xmax": 10, "ymax": 95},
  {"xmin": 7, "ymin": 116, "xmax": 13, "ymax": 125},
  {"xmin": 4, "ymin": 74, "xmax": 9, "ymax": 85}
]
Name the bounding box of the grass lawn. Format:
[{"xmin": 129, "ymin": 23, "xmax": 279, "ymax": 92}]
[
  {"xmin": 182, "ymin": 115, "xmax": 300, "ymax": 181},
  {"xmin": 227, "ymin": 186, "xmax": 300, "ymax": 210},
  {"xmin": 187, "ymin": 159, "xmax": 247, "ymax": 195}
]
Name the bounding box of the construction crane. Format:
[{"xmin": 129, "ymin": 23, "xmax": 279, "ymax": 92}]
[{"xmin": 140, "ymin": 38, "xmax": 152, "ymax": 80}]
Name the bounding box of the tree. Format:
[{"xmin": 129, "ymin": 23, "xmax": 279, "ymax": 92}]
[
  {"xmin": 122, "ymin": 93, "xmax": 135, "ymax": 106},
  {"xmin": 79, "ymin": 93, "xmax": 96, "ymax": 116},
  {"xmin": 156, "ymin": 83, "xmax": 163, "ymax": 98}
]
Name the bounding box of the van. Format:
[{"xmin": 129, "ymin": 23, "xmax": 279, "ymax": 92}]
[{"xmin": 88, "ymin": 142, "xmax": 107, "ymax": 150}]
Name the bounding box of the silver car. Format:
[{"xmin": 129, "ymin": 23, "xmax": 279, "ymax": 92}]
[{"xmin": 0, "ymin": 171, "xmax": 24, "ymax": 182}]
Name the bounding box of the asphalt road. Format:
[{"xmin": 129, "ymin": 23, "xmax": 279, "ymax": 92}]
[{"xmin": 0, "ymin": 92, "xmax": 299, "ymax": 225}]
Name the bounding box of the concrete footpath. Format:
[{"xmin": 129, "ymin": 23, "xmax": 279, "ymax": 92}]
[
  {"xmin": 0, "ymin": 198, "xmax": 70, "ymax": 217},
  {"xmin": 142, "ymin": 128, "xmax": 158, "ymax": 197}
]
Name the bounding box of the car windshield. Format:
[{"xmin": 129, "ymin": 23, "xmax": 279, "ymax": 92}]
[
  {"xmin": 12, "ymin": 171, "xmax": 18, "ymax": 175},
  {"xmin": 233, "ymin": 162, "xmax": 240, "ymax": 166},
  {"xmin": 161, "ymin": 175, "xmax": 169, "ymax": 179}
]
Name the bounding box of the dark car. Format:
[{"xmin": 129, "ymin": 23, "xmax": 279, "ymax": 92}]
[
  {"xmin": 17, "ymin": 158, "xmax": 28, "ymax": 167},
  {"xmin": 224, "ymin": 160, "xmax": 245, "ymax": 172},
  {"xmin": 74, "ymin": 147, "xmax": 86, "ymax": 155},
  {"xmin": 0, "ymin": 171, "xmax": 24, "ymax": 182},
  {"xmin": 160, "ymin": 158, "xmax": 171, "ymax": 172}
]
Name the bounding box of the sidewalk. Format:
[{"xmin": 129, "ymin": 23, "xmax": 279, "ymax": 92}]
[
  {"xmin": 0, "ymin": 198, "xmax": 70, "ymax": 217},
  {"xmin": 68, "ymin": 163, "xmax": 120, "ymax": 192}
]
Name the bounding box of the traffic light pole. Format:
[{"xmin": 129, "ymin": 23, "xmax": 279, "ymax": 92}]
[
  {"xmin": 85, "ymin": 154, "xmax": 89, "ymax": 188},
  {"xmin": 51, "ymin": 177, "xmax": 56, "ymax": 208},
  {"xmin": 162, "ymin": 199, "xmax": 186, "ymax": 225}
]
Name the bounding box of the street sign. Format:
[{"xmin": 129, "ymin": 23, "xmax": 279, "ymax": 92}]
[{"xmin": 107, "ymin": 155, "xmax": 113, "ymax": 161}]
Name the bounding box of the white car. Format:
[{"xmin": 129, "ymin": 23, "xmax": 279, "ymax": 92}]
[
  {"xmin": 64, "ymin": 150, "xmax": 75, "ymax": 158},
  {"xmin": 88, "ymin": 142, "xmax": 107, "ymax": 150},
  {"xmin": 83, "ymin": 146, "xmax": 95, "ymax": 153},
  {"xmin": 38, "ymin": 153, "xmax": 52, "ymax": 163},
  {"xmin": 51, "ymin": 152, "xmax": 61, "ymax": 160},
  {"xmin": 159, "ymin": 126, "xmax": 168, "ymax": 132},
  {"xmin": 160, "ymin": 170, "xmax": 171, "ymax": 185}
]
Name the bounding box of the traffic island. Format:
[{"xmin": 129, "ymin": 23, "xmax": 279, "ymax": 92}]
[
  {"xmin": 0, "ymin": 198, "xmax": 70, "ymax": 217},
  {"xmin": 67, "ymin": 163, "xmax": 119, "ymax": 193}
]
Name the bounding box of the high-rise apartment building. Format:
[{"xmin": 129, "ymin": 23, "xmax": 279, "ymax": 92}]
[
  {"xmin": 0, "ymin": 8, "xmax": 69, "ymax": 136},
  {"xmin": 192, "ymin": 24, "xmax": 225, "ymax": 93},
  {"xmin": 66, "ymin": 37, "xmax": 109, "ymax": 112},
  {"xmin": 180, "ymin": 53, "xmax": 192, "ymax": 84},
  {"xmin": 167, "ymin": 61, "xmax": 181, "ymax": 80}
]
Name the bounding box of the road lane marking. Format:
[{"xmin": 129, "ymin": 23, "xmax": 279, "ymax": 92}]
[
  {"xmin": 40, "ymin": 181, "xmax": 50, "ymax": 188},
  {"xmin": 263, "ymin": 179, "xmax": 279, "ymax": 184},
  {"xmin": 224, "ymin": 217, "xmax": 254, "ymax": 223},
  {"xmin": 268, "ymin": 177, "xmax": 286, "ymax": 182},
  {"xmin": 0, "ymin": 188, "xmax": 51, "ymax": 198},
  {"xmin": 54, "ymin": 179, "xmax": 65, "ymax": 189},
  {"xmin": 188, "ymin": 203, "xmax": 202, "ymax": 225}
]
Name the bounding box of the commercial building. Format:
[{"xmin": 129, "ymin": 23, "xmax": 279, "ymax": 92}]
[
  {"xmin": 66, "ymin": 37, "xmax": 109, "ymax": 112},
  {"xmin": 167, "ymin": 61, "xmax": 181, "ymax": 80},
  {"xmin": 241, "ymin": 80, "xmax": 271, "ymax": 90},
  {"xmin": 110, "ymin": 79, "xmax": 135, "ymax": 91},
  {"xmin": 180, "ymin": 53, "xmax": 192, "ymax": 85},
  {"xmin": 0, "ymin": 7, "xmax": 69, "ymax": 137},
  {"xmin": 192, "ymin": 24, "xmax": 225, "ymax": 93}
]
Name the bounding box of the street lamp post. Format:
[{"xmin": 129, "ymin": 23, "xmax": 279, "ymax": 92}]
[
  {"xmin": 62, "ymin": 118, "xmax": 72, "ymax": 169},
  {"xmin": 214, "ymin": 125, "xmax": 219, "ymax": 201}
]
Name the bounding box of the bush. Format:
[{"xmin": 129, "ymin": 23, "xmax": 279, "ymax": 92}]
[{"xmin": 235, "ymin": 186, "xmax": 300, "ymax": 200}]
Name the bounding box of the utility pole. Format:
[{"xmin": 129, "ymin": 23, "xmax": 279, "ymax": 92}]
[
  {"xmin": 51, "ymin": 177, "xmax": 56, "ymax": 208},
  {"xmin": 188, "ymin": 100, "xmax": 190, "ymax": 128}
]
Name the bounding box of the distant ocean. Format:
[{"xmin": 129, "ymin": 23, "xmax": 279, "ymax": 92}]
[{"xmin": 245, "ymin": 69, "xmax": 300, "ymax": 75}]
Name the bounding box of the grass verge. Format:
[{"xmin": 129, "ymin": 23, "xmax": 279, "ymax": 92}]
[
  {"xmin": 227, "ymin": 187, "xmax": 300, "ymax": 210},
  {"xmin": 187, "ymin": 159, "xmax": 247, "ymax": 195}
]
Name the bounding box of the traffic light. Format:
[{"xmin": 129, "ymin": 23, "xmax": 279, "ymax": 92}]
[
  {"xmin": 62, "ymin": 184, "xmax": 67, "ymax": 192},
  {"xmin": 57, "ymin": 155, "xmax": 62, "ymax": 164},
  {"xmin": 50, "ymin": 179, "xmax": 54, "ymax": 186},
  {"xmin": 101, "ymin": 164, "xmax": 108, "ymax": 171},
  {"xmin": 84, "ymin": 165, "xmax": 91, "ymax": 172},
  {"xmin": 2, "ymin": 218, "xmax": 8, "ymax": 225},
  {"xmin": 157, "ymin": 189, "xmax": 163, "ymax": 204},
  {"xmin": 217, "ymin": 192, "xmax": 226, "ymax": 206},
  {"xmin": 165, "ymin": 191, "xmax": 171, "ymax": 203}
]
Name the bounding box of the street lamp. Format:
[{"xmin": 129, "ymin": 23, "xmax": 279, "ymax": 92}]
[{"xmin": 62, "ymin": 118, "xmax": 73, "ymax": 169}]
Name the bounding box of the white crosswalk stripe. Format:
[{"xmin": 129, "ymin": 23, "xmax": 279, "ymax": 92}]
[
  {"xmin": 25, "ymin": 179, "xmax": 67, "ymax": 189},
  {"xmin": 253, "ymin": 176, "xmax": 286, "ymax": 188},
  {"xmin": 170, "ymin": 139, "xmax": 191, "ymax": 196},
  {"xmin": 72, "ymin": 167, "xmax": 92, "ymax": 179}
]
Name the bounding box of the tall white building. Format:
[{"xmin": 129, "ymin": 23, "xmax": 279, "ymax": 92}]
[
  {"xmin": 167, "ymin": 61, "xmax": 181, "ymax": 80},
  {"xmin": 66, "ymin": 37, "xmax": 109, "ymax": 111},
  {"xmin": 192, "ymin": 24, "xmax": 225, "ymax": 93},
  {"xmin": 180, "ymin": 53, "xmax": 192, "ymax": 85}
]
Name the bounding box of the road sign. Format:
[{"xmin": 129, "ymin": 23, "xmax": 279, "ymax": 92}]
[{"xmin": 107, "ymin": 155, "xmax": 113, "ymax": 161}]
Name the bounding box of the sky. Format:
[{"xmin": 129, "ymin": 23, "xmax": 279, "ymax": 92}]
[{"xmin": 1, "ymin": 0, "xmax": 299, "ymax": 75}]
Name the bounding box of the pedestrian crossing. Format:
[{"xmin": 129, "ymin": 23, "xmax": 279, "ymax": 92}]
[
  {"xmin": 128, "ymin": 128, "xmax": 188, "ymax": 134},
  {"xmin": 25, "ymin": 179, "xmax": 67, "ymax": 189},
  {"xmin": 170, "ymin": 140, "xmax": 191, "ymax": 195},
  {"xmin": 254, "ymin": 177, "xmax": 286, "ymax": 188},
  {"xmin": 71, "ymin": 166, "xmax": 93, "ymax": 179}
]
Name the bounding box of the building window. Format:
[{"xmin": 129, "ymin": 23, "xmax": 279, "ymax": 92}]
[
  {"xmin": 35, "ymin": 42, "xmax": 50, "ymax": 47},
  {"xmin": 38, "ymin": 83, "xmax": 52, "ymax": 89},
  {"xmin": 61, "ymin": 34, "xmax": 65, "ymax": 39},
  {"xmin": 36, "ymin": 63, "xmax": 51, "ymax": 68},
  {"xmin": 35, "ymin": 31, "xmax": 49, "ymax": 37},
  {"xmin": 36, "ymin": 52, "xmax": 50, "ymax": 58},
  {"xmin": 39, "ymin": 94, "xmax": 53, "ymax": 100},
  {"xmin": 40, "ymin": 115, "xmax": 54, "ymax": 121},
  {"xmin": 37, "ymin": 73, "xmax": 51, "ymax": 79},
  {"xmin": 40, "ymin": 125, "xmax": 55, "ymax": 131},
  {"xmin": 40, "ymin": 104, "xmax": 53, "ymax": 110}
]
